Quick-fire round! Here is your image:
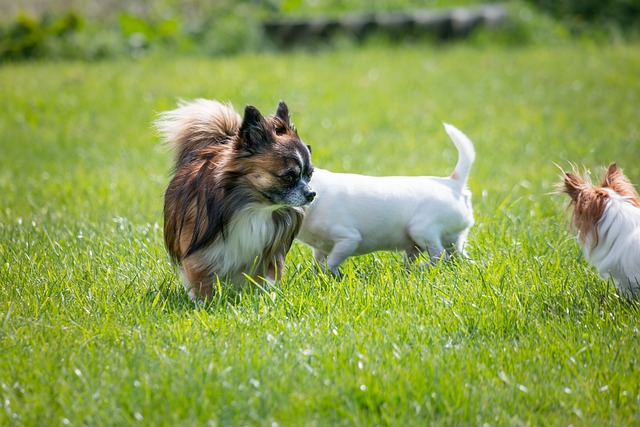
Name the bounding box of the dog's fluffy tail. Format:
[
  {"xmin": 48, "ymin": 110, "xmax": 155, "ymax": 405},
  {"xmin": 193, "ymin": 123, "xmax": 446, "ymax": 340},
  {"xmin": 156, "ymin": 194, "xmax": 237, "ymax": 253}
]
[
  {"xmin": 444, "ymin": 123, "xmax": 475, "ymax": 186},
  {"xmin": 154, "ymin": 99, "xmax": 242, "ymax": 165}
]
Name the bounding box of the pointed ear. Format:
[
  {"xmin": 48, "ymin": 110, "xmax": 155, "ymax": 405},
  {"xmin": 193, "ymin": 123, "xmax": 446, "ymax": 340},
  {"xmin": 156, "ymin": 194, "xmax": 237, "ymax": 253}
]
[
  {"xmin": 306, "ymin": 144, "xmax": 312, "ymax": 155},
  {"xmin": 275, "ymin": 101, "xmax": 291, "ymax": 125},
  {"xmin": 600, "ymin": 162, "xmax": 640, "ymax": 207},
  {"xmin": 600, "ymin": 163, "xmax": 620, "ymax": 187},
  {"xmin": 563, "ymin": 172, "xmax": 586, "ymax": 201},
  {"xmin": 239, "ymin": 105, "xmax": 271, "ymax": 153}
]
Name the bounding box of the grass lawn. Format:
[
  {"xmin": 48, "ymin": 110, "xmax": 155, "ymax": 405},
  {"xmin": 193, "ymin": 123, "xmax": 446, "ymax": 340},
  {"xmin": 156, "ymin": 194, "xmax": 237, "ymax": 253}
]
[{"xmin": 1, "ymin": 43, "xmax": 639, "ymax": 425}]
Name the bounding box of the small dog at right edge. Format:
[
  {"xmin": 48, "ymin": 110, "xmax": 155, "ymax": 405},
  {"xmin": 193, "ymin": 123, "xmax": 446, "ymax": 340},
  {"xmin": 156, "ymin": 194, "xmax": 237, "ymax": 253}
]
[
  {"xmin": 297, "ymin": 123, "xmax": 475, "ymax": 274},
  {"xmin": 561, "ymin": 163, "xmax": 640, "ymax": 299}
]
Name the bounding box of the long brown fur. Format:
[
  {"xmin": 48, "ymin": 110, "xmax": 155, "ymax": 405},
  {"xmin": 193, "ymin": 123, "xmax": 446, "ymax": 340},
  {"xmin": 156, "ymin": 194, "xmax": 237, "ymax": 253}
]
[
  {"xmin": 156, "ymin": 99, "xmax": 314, "ymax": 299},
  {"xmin": 562, "ymin": 171, "xmax": 609, "ymax": 247}
]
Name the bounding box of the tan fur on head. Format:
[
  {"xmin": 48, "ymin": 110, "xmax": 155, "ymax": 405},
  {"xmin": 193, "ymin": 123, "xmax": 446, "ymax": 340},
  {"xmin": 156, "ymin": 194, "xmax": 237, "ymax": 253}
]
[
  {"xmin": 599, "ymin": 163, "xmax": 640, "ymax": 208},
  {"xmin": 559, "ymin": 163, "xmax": 640, "ymax": 299},
  {"xmin": 562, "ymin": 170, "xmax": 609, "ymax": 248},
  {"xmin": 561, "ymin": 163, "xmax": 640, "ymax": 249}
]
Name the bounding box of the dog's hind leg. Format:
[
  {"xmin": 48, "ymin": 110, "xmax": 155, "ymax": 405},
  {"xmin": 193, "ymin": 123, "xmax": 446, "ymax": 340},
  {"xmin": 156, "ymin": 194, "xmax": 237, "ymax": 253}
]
[
  {"xmin": 407, "ymin": 228, "xmax": 447, "ymax": 265},
  {"xmin": 426, "ymin": 243, "xmax": 449, "ymax": 264},
  {"xmin": 405, "ymin": 242, "xmax": 446, "ymax": 266},
  {"xmin": 405, "ymin": 245, "xmax": 423, "ymax": 264},
  {"xmin": 442, "ymin": 229, "xmax": 470, "ymax": 259}
]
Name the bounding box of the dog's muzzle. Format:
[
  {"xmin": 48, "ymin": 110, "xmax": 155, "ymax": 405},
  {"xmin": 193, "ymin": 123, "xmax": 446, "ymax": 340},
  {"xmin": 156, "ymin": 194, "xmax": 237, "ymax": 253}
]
[{"xmin": 303, "ymin": 185, "xmax": 316, "ymax": 203}]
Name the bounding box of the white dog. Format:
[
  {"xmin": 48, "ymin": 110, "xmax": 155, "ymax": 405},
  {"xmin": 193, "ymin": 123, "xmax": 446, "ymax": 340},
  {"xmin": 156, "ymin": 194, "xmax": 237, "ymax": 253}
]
[{"xmin": 297, "ymin": 123, "xmax": 475, "ymax": 274}]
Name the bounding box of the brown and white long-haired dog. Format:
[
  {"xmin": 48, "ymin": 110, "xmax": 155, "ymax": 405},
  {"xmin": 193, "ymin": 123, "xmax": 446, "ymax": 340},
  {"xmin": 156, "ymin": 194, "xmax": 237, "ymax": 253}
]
[
  {"xmin": 561, "ymin": 163, "xmax": 640, "ymax": 299},
  {"xmin": 155, "ymin": 99, "xmax": 315, "ymax": 300}
]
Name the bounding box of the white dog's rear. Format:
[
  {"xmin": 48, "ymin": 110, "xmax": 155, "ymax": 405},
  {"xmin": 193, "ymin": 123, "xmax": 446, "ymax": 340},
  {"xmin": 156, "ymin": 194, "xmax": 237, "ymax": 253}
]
[{"xmin": 297, "ymin": 123, "xmax": 475, "ymax": 274}]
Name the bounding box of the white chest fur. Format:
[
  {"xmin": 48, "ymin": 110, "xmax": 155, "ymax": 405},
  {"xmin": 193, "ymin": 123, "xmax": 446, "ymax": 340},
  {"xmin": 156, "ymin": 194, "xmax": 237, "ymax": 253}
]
[{"xmin": 191, "ymin": 205, "xmax": 279, "ymax": 282}]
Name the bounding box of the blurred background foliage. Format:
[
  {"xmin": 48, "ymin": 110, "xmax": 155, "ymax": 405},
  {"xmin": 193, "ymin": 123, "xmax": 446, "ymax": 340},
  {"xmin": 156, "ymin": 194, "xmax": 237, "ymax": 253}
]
[{"xmin": 0, "ymin": 0, "xmax": 638, "ymax": 62}]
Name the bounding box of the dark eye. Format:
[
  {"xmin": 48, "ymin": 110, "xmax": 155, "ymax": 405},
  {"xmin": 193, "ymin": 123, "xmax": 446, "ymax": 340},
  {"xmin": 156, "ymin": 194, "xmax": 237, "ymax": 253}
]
[
  {"xmin": 275, "ymin": 125, "xmax": 286, "ymax": 136},
  {"xmin": 280, "ymin": 170, "xmax": 298, "ymax": 184}
]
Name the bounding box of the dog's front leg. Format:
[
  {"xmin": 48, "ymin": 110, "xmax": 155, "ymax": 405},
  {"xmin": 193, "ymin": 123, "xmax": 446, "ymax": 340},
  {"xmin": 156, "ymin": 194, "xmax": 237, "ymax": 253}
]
[
  {"xmin": 312, "ymin": 248, "xmax": 327, "ymax": 266},
  {"xmin": 326, "ymin": 236, "xmax": 361, "ymax": 275},
  {"xmin": 265, "ymin": 253, "xmax": 285, "ymax": 284},
  {"xmin": 180, "ymin": 258, "xmax": 213, "ymax": 300},
  {"xmin": 311, "ymin": 249, "xmax": 334, "ymax": 275}
]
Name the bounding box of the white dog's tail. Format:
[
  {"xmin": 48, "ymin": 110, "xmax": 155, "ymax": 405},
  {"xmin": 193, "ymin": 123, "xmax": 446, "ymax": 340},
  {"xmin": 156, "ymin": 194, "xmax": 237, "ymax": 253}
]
[
  {"xmin": 444, "ymin": 123, "xmax": 475, "ymax": 186},
  {"xmin": 154, "ymin": 99, "xmax": 242, "ymax": 166}
]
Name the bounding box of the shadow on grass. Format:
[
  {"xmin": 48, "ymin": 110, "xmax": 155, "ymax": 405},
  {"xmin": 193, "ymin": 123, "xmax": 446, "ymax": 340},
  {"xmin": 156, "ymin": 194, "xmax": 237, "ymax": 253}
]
[{"xmin": 140, "ymin": 271, "xmax": 310, "ymax": 313}]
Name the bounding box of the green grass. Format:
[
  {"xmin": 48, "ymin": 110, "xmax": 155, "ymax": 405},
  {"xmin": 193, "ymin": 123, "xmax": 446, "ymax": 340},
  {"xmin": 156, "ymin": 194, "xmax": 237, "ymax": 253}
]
[{"xmin": 1, "ymin": 43, "xmax": 640, "ymax": 426}]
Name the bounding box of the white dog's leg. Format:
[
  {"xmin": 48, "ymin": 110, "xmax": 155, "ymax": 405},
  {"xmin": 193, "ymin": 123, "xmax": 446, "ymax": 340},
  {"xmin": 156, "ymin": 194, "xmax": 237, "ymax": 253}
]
[
  {"xmin": 408, "ymin": 224, "xmax": 448, "ymax": 265},
  {"xmin": 312, "ymin": 248, "xmax": 327, "ymax": 265},
  {"xmin": 311, "ymin": 249, "xmax": 330, "ymax": 274},
  {"xmin": 444, "ymin": 240, "xmax": 466, "ymax": 259},
  {"xmin": 426, "ymin": 243, "xmax": 448, "ymax": 264},
  {"xmin": 325, "ymin": 236, "xmax": 361, "ymax": 275},
  {"xmin": 449, "ymin": 230, "xmax": 470, "ymax": 258},
  {"xmin": 404, "ymin": 245, "xmax": 424, "ymax": 264}
]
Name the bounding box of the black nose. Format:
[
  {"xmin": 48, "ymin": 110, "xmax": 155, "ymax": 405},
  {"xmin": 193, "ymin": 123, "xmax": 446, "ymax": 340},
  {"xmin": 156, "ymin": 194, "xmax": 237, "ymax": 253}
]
[{"xmin": 305, "ymin": 189, "xmax": 316, "ymax": 202}]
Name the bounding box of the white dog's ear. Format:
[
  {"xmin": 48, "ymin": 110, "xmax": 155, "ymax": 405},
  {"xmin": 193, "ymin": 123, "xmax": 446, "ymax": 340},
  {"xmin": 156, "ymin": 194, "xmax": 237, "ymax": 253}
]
[{"xmin": 239, "ymin": 105, "xmax": 271, "ymax": 153}]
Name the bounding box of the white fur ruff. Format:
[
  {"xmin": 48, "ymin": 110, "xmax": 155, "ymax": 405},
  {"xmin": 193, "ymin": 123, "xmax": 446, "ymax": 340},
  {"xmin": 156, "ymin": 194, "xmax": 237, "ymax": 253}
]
[{"xmin": 181, "ymin": 204, "xmax": 284, "ymax": 295}]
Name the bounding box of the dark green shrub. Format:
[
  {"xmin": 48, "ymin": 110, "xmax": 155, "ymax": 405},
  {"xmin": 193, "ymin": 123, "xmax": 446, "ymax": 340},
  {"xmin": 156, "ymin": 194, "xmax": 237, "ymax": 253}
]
[
  {"xmin": 0, "ymin": 12, "xmax": 82, "ymax": 61},
  {"xmin": 529, "ymin": 0, "xmax": 640, "ymax": 31},
  {"xmin": 0, "ymin": 14, "xmax": 45, "ymax": 59}
]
